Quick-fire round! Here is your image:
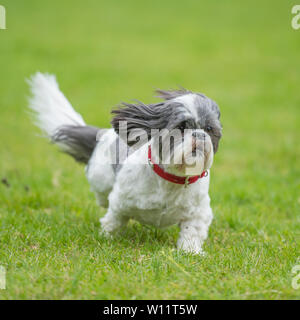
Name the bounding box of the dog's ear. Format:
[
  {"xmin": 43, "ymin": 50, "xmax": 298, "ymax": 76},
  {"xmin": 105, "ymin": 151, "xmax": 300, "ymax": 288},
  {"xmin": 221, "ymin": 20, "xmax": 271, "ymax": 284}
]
[
  {"xmin": 155, "ymin": 88, "xmax": 191, "ymax": 100},
  {"xmin": 111, "ymin": 101, "xmax": 183, "ymax": 146},
  {"xmin": 211, "ymin": 101, "xmax": 221, "ymax": 120}
]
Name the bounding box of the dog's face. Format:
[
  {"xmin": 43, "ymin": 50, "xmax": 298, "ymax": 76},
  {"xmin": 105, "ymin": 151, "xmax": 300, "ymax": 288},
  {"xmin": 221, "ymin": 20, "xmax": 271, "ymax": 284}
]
[{"xmin": 111, "ymin": 89, "xmax": 222, "ymax": 176}]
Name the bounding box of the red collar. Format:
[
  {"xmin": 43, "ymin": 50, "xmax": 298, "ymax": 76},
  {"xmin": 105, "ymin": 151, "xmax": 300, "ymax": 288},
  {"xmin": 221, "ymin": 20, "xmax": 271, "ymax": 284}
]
[{"xmin": 147, "ymin": 145, "xmax": 207, "ymax": 186}]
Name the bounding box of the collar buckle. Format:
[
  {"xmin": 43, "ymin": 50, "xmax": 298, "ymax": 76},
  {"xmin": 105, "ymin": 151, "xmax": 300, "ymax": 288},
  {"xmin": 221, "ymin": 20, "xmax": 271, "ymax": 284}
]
[{"xmin": 184, "ymin": 176, "xmax": 190, "ymax": 188}]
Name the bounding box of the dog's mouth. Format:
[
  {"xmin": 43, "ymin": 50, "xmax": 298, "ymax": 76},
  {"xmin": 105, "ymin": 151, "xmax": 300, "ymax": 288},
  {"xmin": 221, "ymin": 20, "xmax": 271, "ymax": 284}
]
[
  {"xmin": 167, "ymin": 137, "xmax": 213, "ymax": 176},
  {"xmin": 151, "ymin": 130, "xmax": 214, "ymax": 177}
]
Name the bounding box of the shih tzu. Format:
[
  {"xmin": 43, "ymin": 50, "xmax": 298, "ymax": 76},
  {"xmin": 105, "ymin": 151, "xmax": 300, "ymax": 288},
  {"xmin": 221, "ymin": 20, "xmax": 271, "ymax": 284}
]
[{"xmin": 28, "ymin": 73, "xmax": 222, "ymax": 254}]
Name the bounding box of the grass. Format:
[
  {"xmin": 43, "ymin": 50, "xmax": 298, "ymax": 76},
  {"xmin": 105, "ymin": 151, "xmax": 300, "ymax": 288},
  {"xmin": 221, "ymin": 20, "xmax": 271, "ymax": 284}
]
[{"xmin": 0, "ymin": 0, "xmax": 299, "ymax": 299}]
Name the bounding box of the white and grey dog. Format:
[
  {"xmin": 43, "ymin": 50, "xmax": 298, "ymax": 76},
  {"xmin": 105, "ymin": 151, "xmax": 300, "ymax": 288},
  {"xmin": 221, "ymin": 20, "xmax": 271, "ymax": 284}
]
[{"xmin": 28, "ymin": 73, "xmax": 222, "ymax": 254}]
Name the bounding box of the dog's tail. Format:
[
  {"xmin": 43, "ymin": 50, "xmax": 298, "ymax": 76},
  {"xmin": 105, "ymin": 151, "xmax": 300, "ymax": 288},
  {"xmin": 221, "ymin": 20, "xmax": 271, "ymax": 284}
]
[{"xmin": 28, "ymin": 72, "xmax": 99, "ymax": 163}]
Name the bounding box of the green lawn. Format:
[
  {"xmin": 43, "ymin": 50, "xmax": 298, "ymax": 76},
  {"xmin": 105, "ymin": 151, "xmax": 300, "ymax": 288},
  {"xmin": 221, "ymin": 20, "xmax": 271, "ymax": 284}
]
[{"xmin": 0, "ymin": 0, "xmax": 299, "ymax": 299}]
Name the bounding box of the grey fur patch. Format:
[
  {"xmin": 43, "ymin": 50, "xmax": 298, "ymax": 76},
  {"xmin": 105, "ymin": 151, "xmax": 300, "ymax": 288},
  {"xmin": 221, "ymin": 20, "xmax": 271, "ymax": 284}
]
[
  {"xmin": 52, "ymin": 125, "xmax": 101, "ymax": 163},
  {"xmin": 111, "ymin": 101, "xmax": 186, "ymax": 145},
  {"xmin": 155, "ymin": 88, "xmax": 191, "ymax": 100},
  {"xmin": 111, "ymin": 88, "xmax": 222, "ymax": 153},
  {"xmin": 194, "ymin": 94, "xmax": 222, "ymax": 152}
]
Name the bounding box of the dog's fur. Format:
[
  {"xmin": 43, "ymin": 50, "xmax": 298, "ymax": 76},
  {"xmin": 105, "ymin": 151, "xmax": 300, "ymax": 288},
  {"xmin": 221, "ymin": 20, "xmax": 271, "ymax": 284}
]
[{"xmin": 28, "ymin": 73, "xmax": 222, "ymax": 254}]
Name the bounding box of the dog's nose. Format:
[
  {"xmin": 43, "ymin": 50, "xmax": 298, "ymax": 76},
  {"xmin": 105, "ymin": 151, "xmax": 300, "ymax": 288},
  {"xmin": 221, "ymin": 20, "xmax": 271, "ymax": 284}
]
[{"xmin": 192, "ymin": 132, "xmax": 206, "ymax": 139}]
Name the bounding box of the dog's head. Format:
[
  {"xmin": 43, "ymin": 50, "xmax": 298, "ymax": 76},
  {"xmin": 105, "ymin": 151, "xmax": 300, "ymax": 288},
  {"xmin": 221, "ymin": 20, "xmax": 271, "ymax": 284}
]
[{"xmin": 111, "ymin": 89, "xmax": 222, "ymax": 176}]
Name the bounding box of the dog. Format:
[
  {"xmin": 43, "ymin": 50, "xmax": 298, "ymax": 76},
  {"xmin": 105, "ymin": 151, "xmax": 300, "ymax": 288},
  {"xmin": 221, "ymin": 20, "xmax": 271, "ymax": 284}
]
[{"xmin": 28, "ymin": 73, "xmax": 222, "ymax": 254}]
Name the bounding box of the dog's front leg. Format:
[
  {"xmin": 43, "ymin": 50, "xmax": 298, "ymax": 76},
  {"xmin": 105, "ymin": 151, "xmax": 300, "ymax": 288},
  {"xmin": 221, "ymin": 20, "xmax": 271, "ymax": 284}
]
[
  {"xmin": 100, "ymin": 209, "xmax": 129, "ymax": 236},
  {"xmin": 177, "ymin": 206, "xmax": 213, "ymax": 255}
]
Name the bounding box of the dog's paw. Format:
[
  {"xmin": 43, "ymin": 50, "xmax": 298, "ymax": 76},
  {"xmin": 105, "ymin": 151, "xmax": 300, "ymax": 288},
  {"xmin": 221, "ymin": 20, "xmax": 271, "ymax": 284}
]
[
  {"xmin": 99, "ymin": 215, "xmax": 119, "ymax": 234},
  {"xmin": 177, "ymin": 239, "xmax": 205, "ymax": 255},
  {"xmin": 99, "ymin": 228, "xmax": 114, "ymax": 239},
  {"xmin": 178, "ymin": 246, "xmax": 205, "ymax": 256}
]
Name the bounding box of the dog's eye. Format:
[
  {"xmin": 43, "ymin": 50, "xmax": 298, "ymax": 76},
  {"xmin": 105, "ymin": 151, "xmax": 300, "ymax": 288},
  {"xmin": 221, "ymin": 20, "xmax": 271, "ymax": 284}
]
[
  {"xmin": 178, "ymin": 122, "xmax": 187, "ymax": 133},
  {"xmin": 205, "ymin": 126, "xmax": 213, "ymax": 132},
  {"xmin": 178, "ymin": 126, "xmax": 185, "ymax": 133}
]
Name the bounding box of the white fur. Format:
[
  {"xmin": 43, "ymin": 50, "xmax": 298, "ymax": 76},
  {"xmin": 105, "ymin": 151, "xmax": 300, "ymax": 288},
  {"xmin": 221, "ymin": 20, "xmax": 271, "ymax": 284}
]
[
  {"xmin": 28, "ymin": 72, "xmax": 85, "ymax": 137},
  {"xmin": 174, "ymin": 93, "xmax": 199, "ymax": 120},
  {"xmin": 86, "ymin": 130, "xmax": 118, "ymax": 208}
]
